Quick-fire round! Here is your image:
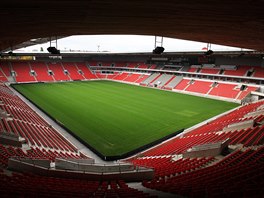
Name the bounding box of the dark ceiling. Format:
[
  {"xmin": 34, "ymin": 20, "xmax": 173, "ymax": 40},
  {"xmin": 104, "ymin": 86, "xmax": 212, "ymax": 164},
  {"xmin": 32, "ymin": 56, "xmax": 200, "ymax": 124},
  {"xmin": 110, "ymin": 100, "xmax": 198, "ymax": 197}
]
[{"xmin": 1, "ymin": 0, "xmax": 264, "ymax": 51}]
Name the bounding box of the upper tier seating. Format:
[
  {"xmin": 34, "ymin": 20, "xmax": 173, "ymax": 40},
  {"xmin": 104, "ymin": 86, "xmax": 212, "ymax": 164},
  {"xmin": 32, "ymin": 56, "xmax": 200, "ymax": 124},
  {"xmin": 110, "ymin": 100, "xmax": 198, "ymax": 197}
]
[
  {"xmin": 187, "ymin": 68, "xmax": 197, "ymax": 72},
  {"xmin": 253, "ymin": 66, "xmax": 264, "ymax": 78},
  {"xmin": 87, "ymin": 61, "xmax": 98, "ymax": 66},
  {"xmin": 127, "ymin": 62, "xmax": 139, "ymax": 68},
  {"xmin": 114, "ymin": 62, "xmax": 128, "ymax": 67},
  {"xmin": 98, "ymin": 62, "xmax": 113, "ymax": 67},
  {"xmin": 187, "ymin": 65, "xmax": 264, "ymax": 79},
  {"xmin": 149, "ymin": 64, "xmax": 157, "ymax": 69},
  {"xmin": 137, "ymin": 63, "xmax": 149, "ymax": 69},
  {"xmin": 223, "ymin": 65, "xmax": 252, "ymax": 76},
  {"xmin": 83, "ymin": 61, "xmax": 154, "ymax": 69},
  {"xmin": 200, "ymin": 68, "xmax": 220, "ymax": 74}
]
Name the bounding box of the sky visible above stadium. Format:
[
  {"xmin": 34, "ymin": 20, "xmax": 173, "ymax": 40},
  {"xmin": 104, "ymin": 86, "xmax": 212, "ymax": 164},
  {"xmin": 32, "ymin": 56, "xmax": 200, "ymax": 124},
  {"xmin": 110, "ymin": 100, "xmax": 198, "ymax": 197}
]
[{"xmin": 16, "ymin": 35, "xmax": 249, "ymax": 53}]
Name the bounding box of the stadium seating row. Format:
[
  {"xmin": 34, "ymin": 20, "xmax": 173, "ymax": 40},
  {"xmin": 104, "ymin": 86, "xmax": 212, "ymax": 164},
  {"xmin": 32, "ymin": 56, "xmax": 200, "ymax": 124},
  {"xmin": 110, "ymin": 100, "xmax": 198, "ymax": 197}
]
[
  {"xmin": 0, "ymin": 83, "xmax": 83, "ymax": 156},
  {"xmin": 0, "ymin": 61, "xmax": 151, "ymax": 85},
  {"xmin": 8, "ymin": 60, "xmax": 264, "ymax": 80},
  {"xmin": 139, "ymin": 74, "xmax": 257, "ymax": 100},
  {"xmin": 88, "ymin": 61, "xmax": 157, "ymax": 69},
  {"xmin": 188, "ymin": 65, "xmax": 264, "ymax": 78},
  {"xmin": 142, "ymin": 100, "xmax": 264, "ymax": 157},
  {"xmin": 130, "ymin": 156, "xmax": 215, "ymax": 179},
  {"xmin": 0, "ymin": 60, "xmax": 263, "ymax": 197},
  {"xmin": 0, "ymin": 61, "xmax": 261, "ymax": 101},
  {"xmin": 171, "ymin": 79, "xmax": 258, "ymax": 100},
  {"xmin": 126, "ymin": 99, "xmax": 264, "ymax": 197},
  {"xmin": 0, "ymin": 144, "xmax": 85, "ymax": 168},
  {"xmin": 0, "ymin": 171, "xmax": 156, "ymax": 197},
  {"xmin": 142, "ymin": 147, "xmax": 264, "ymax": 197},
  {"xmin": 0, "ymin": 82, "xmax": 158, "ymax": 197}
]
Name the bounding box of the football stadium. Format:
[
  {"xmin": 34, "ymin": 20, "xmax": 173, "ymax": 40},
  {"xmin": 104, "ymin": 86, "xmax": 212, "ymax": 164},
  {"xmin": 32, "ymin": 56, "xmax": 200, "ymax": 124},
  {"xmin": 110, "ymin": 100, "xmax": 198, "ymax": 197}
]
[{"xmin": 0, "ymin": 1, "xmax": 264, "ymax": 197}]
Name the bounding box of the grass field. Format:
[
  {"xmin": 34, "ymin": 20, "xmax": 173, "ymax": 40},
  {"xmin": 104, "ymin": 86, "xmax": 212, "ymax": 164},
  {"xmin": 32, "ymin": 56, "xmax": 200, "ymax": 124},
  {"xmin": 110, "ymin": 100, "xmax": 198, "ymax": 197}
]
[{"xmin": 13, "ymin": 81, "xmax": 239, "ymax": 156}]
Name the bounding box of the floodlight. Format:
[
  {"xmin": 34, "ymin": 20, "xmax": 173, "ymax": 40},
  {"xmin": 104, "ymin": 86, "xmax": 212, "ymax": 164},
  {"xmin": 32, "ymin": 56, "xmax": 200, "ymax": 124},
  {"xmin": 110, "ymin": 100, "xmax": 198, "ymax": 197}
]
[
  {"xmin": 153, "ymin": 47, "xmax": 165, "ymax": 54},
  {"xmin": 47, "ymin": 47, "xmax": 60, "ymax": 55},
  {"xmin": 204, "ymin": 50, "xmax": 214, "ymax": 56}
]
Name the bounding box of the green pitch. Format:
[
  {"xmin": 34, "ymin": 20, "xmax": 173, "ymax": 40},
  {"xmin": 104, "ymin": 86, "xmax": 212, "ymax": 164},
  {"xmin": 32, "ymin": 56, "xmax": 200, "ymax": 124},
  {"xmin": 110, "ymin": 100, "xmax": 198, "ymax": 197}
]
[{"xmin": 13, "ymin": 81, "xmax": 238, "ymax": 156}]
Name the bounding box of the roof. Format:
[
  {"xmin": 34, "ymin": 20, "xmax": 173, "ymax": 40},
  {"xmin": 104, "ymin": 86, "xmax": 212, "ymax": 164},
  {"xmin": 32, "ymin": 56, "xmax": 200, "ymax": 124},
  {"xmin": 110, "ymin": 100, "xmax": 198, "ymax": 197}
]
[{"xmin": 1, "ymin": 0, "xmax": 264, "ymax": 51}]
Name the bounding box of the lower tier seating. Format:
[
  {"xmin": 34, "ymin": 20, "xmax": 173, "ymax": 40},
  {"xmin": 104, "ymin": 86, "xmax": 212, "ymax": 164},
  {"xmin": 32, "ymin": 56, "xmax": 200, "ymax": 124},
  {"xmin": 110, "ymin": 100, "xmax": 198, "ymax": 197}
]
[
  {"xmin": 174, "ymin": 79, "xmax": 190, "ymax": 90},
  {"xmin": 123, "ymin": 73, "xmax": 142, "ymax": 83},
  {"xmin": 47, "ymin": 62, "xmax": 70, "ymax": 81},
  {"xmin": 223, "ymin": 65, "xmax": 252, "ymax": 76},
  {"xmin": 0, "ymin": 144, "xmax": 86, "ymax": 168},
  {"xmin": 142, "ymin": 100, "xmax": 264, "ymax": 157},
  {"xmin": 142, "ymin": 147, "xmax": 264, "ymax": 197},
  {"xmin": 208, "ymin": 83, "xmax": 240, "ymax": 99},
  {"xmin": 0, "ymin": 172, "xmax": 155, "ymax": 197},
  {"xmin": 0, "ymin": 84, "xmax": 81, "ymax": 154},
  {"xmin": 130, "ymin": 156, "xmax": 215, "ymax": 179},
  {"xmin": 185, "ymin": 80, "xmax": 212, "ymax": 94},
  {"xmin": 75, "ymin": 63, "xmax": 98, "ymax": 79},
  {"xmin": 62, "ymin": 62, "xmax": 85, "ymax": 80},
  {"xmin": 12, "ymin": 62, "xmax": 36, "ymax": 82},
  {"xmin": 30, "ymin": 62, "xmax": 54, "ymax": 82}
]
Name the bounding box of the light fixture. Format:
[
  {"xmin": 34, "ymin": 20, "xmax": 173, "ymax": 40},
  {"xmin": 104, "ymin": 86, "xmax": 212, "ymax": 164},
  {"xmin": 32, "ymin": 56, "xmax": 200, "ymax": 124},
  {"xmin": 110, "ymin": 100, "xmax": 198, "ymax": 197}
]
[
  {"xmin": 153, "ymin": 46, "xmax": 165, "ymax": 54},
  {"xmin": 8, "ymin": 51, "xmax": 16, "ymax": 56},
  {"xmin": 47, "ymin": 36, "xmax": 60, "ymax": 55},
  {"xmin": 153, "ymin": 36, "xmax": 165, "ymax": 54},
  {"xmin": 204, "ymin": 50, "xmax": 214, "ymax": 56},
  {"xmin": 47, "ymin": 46, "xmax": 60, "ymax": 55}
]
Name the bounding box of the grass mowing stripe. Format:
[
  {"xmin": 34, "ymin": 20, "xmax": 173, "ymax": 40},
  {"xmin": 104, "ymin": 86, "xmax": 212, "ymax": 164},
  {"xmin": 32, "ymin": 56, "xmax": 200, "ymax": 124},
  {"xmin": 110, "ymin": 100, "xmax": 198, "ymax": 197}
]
[{"xmin": 13, "ymin": 81, "xmax": 239, "ymax": 156}]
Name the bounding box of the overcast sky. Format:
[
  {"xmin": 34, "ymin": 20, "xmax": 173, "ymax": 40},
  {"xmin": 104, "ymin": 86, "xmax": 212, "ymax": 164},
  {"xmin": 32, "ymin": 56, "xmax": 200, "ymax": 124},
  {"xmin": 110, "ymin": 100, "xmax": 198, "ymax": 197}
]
[{"xmin": 16, "ymin": 35, "xmax": 249, "ymax": 53}]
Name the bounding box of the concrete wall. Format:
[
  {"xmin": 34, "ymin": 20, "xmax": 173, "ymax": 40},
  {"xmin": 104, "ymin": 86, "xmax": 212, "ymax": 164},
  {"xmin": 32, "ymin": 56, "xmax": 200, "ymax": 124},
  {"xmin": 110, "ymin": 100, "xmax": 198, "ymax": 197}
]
[
  {"xmin": 223, "ymin": 119, "xmax": 254, "ymax": 132},
  {"xmin": 55, "ymin": 158, "xmax": 134, "ymax": 173},
  {"xmin": 245, "ymin": 109, "xmax": 264, "ymax": 118},
  {"xmin": 63, "ymin": 158, "xmax": 95, "ymax": 164},
  {"xmin": 19, "ymin": 158, "xmax": 51, "ymax": 168},
  {"xmin": 8, "ymin": 158, "xmax": 154, "ymax": 182},
  {"xmin": 0, "ymin": 132, "xmax": 25, "ymax": 147},
  {"xmin": 183, "ymin": 139, "xmax": 230, "ymax": 158}
]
